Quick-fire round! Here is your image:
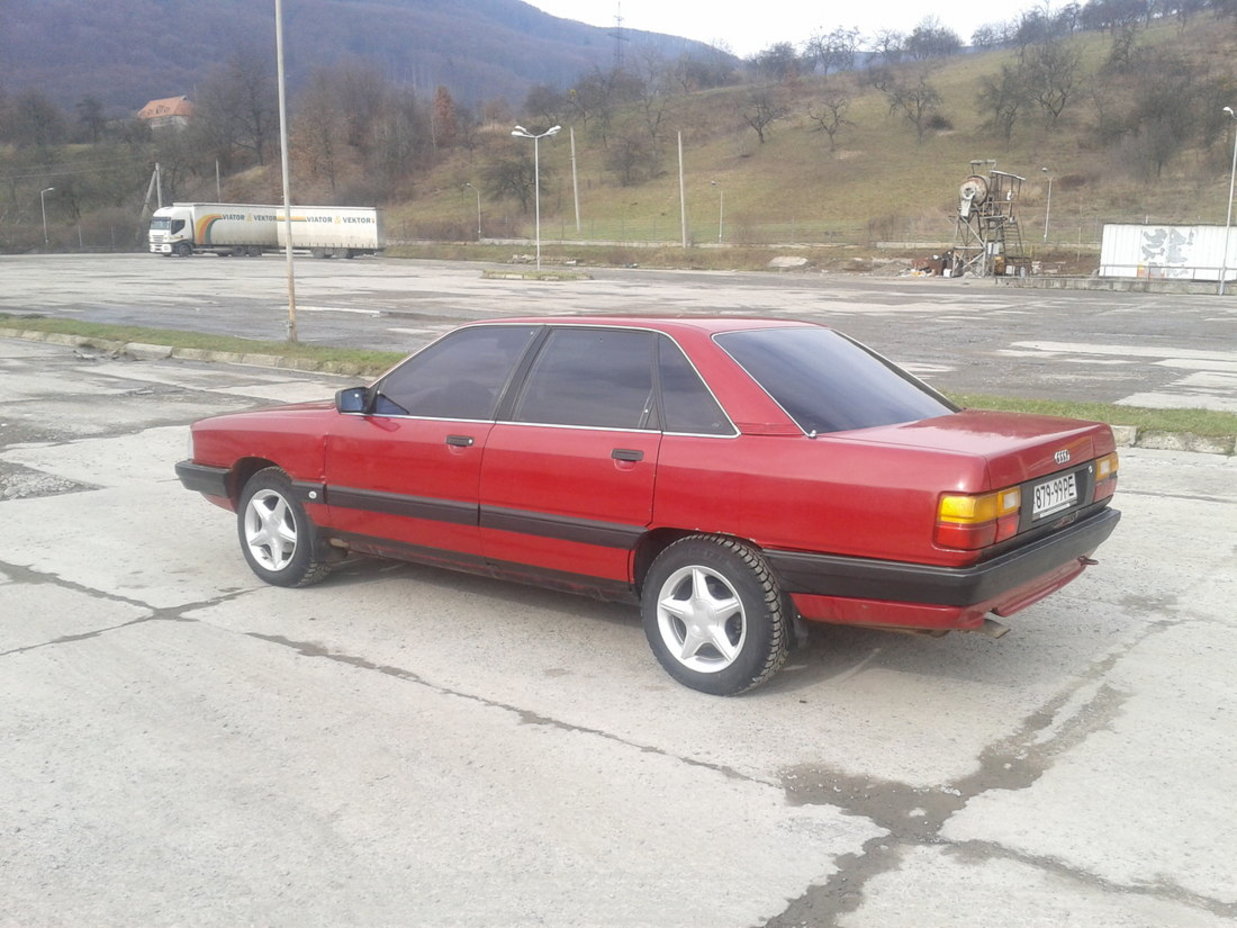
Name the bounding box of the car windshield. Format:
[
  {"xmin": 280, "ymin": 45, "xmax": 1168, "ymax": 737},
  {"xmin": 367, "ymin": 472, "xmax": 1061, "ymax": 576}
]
[
  {"xmin": 715, "ymin": 327, "xmax": 958, "ymax": 434},
  {"xmin": 150, "ymin": 217, "xmax": 171, "ymax": 231}
]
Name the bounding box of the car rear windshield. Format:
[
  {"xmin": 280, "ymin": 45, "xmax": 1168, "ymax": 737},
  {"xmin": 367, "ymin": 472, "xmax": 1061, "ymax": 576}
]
[{"xmin": 715, "ymin": 327, "xmax": 958, "ymax": 434}]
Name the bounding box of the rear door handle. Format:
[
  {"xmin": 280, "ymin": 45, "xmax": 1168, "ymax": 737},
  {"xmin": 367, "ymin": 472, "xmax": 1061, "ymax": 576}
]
[
  {"xmin": 446, "ymin": 434, "xmax": 475, "ymax": 447},
  {"xmin": 611, "ymin": 448, "xmax": 644, "ymax": 462}
]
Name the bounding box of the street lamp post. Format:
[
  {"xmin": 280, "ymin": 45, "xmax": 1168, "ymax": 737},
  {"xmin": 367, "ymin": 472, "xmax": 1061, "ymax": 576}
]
[
  {"xmin": 511, "ymin": 124, "xmax": 561, "ymax": 270},
  {"xmin": 1220, "ymin": 107, "xmax": 1237, "ymax": 296},
  {"xmin": 274, "ymin": 0, "xmax": 298, "ymax": 342},
  {"xmin": 1041, "ymin": 167, "xmax": 1053, "ymax": 243},
  {"xmin": 40, "ymin": 187, "xmax": 55, "ymax": 246},
  {"xmin": 710, "ymin": 180, "xmax": 724, "ymax": 244},
  {"xmin": 464, "ymin": 182, "xmax": 482, "ymax": 240}
]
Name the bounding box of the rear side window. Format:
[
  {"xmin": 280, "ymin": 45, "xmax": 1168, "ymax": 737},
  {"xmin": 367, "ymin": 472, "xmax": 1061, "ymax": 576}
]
[
  {"xmin": 657, "ymin": 337, "xmax": 734, "ymax": 435},
  {"xmin": 375, "ymin": 325, "xmax": 538, "ymax": 419},
  {"xmin": 715, "ymin": 327, "xmax": 957, "ymax": 434},
  {"xmin": 513, "ymin": 328, "xmax": 656, "ymax": 429}
]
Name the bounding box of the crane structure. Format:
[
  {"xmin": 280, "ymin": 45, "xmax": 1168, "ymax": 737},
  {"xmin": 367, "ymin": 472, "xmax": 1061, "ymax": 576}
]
[{"xmin": 953, "ymin": 163, "xmax": 1027, "ymax": 277}]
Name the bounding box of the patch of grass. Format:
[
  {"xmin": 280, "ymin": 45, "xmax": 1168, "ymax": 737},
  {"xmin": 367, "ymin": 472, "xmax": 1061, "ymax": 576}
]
[
  {"xmin": 951, "ymin": 393, "xmax": 1237, "ymax": 439},
  {"xmin": 0, "ymin": 314, "xmax": 403, "ymax": 375}
]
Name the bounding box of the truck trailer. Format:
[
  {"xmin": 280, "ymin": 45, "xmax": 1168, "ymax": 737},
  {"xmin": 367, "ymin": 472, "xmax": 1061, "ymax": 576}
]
[{"xmin": 148, "ymin": 203, "xmax": 383, "ymax": 258}]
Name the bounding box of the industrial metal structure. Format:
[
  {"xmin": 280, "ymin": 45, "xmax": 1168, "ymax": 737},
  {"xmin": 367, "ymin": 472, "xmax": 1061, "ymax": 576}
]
[{"xmin": 953, "ymin": 162, "xmax": 1027, "ymax": 277}]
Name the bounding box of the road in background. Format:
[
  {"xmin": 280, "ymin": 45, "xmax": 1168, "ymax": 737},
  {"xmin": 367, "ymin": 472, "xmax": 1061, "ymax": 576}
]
[
  {"xmin": 1, "ymin": 338, "xmax": 1235, "ymax": 926},
  {"xmin": 2, "ymin": 253, "xmax": 1236, "ymax": 410}
]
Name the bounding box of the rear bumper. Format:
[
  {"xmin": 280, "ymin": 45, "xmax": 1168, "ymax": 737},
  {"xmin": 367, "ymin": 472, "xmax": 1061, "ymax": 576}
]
[{"xmin": 767, "ymin": 506, "xmax": 1120, "ymax": 614}]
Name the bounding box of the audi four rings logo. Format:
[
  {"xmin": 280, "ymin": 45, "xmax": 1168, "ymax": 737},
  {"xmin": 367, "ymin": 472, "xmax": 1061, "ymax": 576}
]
[{"xmin": 1054, "ymin": 449, "xmax": 1071, "ymax": 465}]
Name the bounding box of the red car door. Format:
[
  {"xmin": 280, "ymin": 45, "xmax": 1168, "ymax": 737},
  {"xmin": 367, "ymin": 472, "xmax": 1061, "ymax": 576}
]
[
  {"xmin": 479, "ymin": 327, "xmax": 661, "ymax": 586},
  {"xmin": 324, "ymin": 324, "xmax": 540, "ymax": 564}
]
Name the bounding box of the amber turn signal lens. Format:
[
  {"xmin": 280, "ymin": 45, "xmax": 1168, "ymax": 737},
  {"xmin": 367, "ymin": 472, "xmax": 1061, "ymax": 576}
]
[
  {"xmin": 1094, "ymin": 452, "xmax": 1119, "ymax": 501},
  {"xmin": 936, "ymin": 487, "xmax": 1022, "ymax": 549}
]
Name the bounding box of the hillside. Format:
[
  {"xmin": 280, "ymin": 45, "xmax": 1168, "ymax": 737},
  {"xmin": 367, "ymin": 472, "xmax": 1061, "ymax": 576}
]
[
  {"xmin": 0, "ymin": 0, "xmax": 719, "ymax": 112},
  {"xmin": 392, "ymin": 14, "xmax": 1237, "ymax": 257}
]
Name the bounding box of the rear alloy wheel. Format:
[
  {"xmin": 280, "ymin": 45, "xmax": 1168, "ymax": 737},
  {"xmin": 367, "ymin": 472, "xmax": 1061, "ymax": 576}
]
[
  {"xmin": 641, "ymin": 535, "xmax": 789, "ymax": 695},
  {"xmin": 237, "ymin": 468, "xmax": 331, "ymax": 587}
]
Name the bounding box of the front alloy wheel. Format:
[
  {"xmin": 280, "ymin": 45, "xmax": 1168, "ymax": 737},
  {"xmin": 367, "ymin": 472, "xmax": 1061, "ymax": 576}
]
[{"xmin": 237, "ymin": 468, "xmax": 331, "ymax": 587}]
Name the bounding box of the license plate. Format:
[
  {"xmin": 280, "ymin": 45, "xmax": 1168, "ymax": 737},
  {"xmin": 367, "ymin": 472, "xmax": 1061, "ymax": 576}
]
[{"xmin": 1033, "ymin": 472, "xmax": 1077, "ymax": 519}]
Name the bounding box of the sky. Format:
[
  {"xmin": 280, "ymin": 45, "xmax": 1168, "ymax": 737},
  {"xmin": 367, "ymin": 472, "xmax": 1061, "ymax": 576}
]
[{"xmin": 527, "ymin": 0, "xmax": 1037, "ymax": 57}]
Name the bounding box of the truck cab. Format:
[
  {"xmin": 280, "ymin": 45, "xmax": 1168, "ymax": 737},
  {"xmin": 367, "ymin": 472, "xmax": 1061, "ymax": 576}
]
[{"xmin": 148, "ymin": 206, "xmax": 194, "ymax": 256}]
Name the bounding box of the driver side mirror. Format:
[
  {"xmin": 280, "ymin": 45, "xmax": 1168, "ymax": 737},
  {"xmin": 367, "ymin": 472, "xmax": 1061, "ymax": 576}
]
[{"xmin": 335, "ymin": 386, "xmax": 371, "ymax": 414}]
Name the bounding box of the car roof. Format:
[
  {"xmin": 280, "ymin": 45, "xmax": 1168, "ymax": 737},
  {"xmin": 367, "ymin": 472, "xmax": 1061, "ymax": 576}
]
[{"xmin": 468, "ymin": 316, "xmax": 826, "ymax": 337}]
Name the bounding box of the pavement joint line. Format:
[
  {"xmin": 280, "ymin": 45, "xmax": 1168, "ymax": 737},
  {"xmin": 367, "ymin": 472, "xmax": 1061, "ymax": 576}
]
[
  {"xmin": 244, "ymin": 632, "xmax": 767, "ymax": 789},
  {"xmin": 767, "ymin": 617, "xmax": 1224, "ymax": 925},
  {"xmin": 0, "ymin": 558, "xmax": 256, "ymax": 658},
  {"xmin": 2, "ymin": 328, "xmax": 1232, "ymax": 455}
]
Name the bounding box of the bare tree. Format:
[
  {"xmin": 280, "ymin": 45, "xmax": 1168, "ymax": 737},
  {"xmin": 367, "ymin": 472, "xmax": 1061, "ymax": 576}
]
[
  {"xmin": 868, "ymin": 30, "xmax": 905, "ymax": 66},
  {"xmin": 905, "ymin": 17, "xmax": 962, "ymax": 59},
  {"xmin": 291, "ymin": 71, "xmax": 348, "ymax": 196},
  {"xmin": 882, "ymin": 72, "xmax": 942, "ymax": 142},
  {"xmin": 605, "ymin": 132, "xmax": 656, "ymax": 186},
  {"xmin": 1023, "ymin": 39, "xmax": 1082, "ymax": 127},
  {"xmin": 978, "ymin": 64, "xmax": 1030, "ymax": 143},
  {"xmin": 524, "ymin": 84, "xmax": 567, "ymax": 127},
  {"xmin": 5, "ymin": 90, "xmax": 66, "ymax": 151},
  {"xmin": 742, "ymin": 87, "xmax": 790, "ymax": 143},
  {"xmin": 484, "ymin": 149, "xmax": 541, "ymax": 212},
  {"xmin": 749, "ymin": 43, "xmax": 804, "ymax": 83},
  {"xmin": 195, "ymin": 47, "xmax": 278, "ymax": 167},
  {"xmin": 806, "ymin": 89, "xmax": 854, "ymax": 152},
  {"xmin": 805, "ymin": 27, "xmax": 860, "ymax": 76},
  {"xmin": 75, "ymin": 97, "xmax": 106, "ymax": 144}
]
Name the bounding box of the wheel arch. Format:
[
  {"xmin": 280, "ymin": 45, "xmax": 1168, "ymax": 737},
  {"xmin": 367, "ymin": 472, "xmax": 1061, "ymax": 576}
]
[
  {"xmin": 633, "ymin": 528, "xmax": 766, "ymax": 596},
  {"xmin": 227, "ymin": 456, "xmax": 283, "ymax": 503}
]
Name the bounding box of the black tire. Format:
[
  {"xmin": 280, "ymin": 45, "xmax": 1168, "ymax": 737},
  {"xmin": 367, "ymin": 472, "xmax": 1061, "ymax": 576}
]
[
  {"xmin": 236, "ymin": 467, "xmax": 331, "ymax": 588},
  {"xmin": 641, "ymin": 535, "xmax": 789, "ymax": 696},
  {"xmin": 174, "ymin": 242, "xmax": 192, "ymax": 257}
]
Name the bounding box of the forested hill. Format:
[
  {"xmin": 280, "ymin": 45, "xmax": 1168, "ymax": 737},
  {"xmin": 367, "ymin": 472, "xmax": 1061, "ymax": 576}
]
[{"xmin": 0, "ymin": 0, "xmax": 718, "ymax": 112}]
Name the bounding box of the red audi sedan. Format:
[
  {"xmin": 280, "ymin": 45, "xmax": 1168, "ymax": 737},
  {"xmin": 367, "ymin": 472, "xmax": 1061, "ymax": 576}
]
[{"xmin": 176, "ymin": 317, "xmax": 1120, "ymax": 695}]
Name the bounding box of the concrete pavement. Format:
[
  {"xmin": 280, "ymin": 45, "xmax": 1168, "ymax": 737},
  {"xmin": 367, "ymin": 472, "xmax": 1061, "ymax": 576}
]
[{"xmin": 1, "ymin": 337, "xmax": 1234, "ymax": 927}]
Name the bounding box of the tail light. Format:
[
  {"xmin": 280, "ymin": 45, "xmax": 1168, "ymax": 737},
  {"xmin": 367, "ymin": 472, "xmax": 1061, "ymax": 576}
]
[
  {"xmin": 1093, "ymin": 452, "xmax": 1119, "ymax": 502},
  {"xmin": 935, "ymin": 487, "xmax": 1021, "ymax": 550}
]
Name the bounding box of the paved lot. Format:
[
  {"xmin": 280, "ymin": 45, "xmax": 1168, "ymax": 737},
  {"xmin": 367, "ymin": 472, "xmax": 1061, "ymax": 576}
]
[
  {"xmin": 1, "ymin": 338, "xmax": 1234, "ymax": 926},
  {"xmin": 1, "ymin": 253, "xmax": 1236, "ymax": 411}
]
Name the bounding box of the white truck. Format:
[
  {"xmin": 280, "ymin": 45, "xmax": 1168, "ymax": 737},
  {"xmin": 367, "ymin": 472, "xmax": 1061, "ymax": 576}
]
[{"xmin": 148, "ymin": 203, "xmax": 383, "ymax": 258}]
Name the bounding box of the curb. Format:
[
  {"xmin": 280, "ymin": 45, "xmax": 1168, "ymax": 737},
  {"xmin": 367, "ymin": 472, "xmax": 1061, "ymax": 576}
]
[{"xmin": 2, "ymin": 327, "xmax": 1233, "ymax": 456}]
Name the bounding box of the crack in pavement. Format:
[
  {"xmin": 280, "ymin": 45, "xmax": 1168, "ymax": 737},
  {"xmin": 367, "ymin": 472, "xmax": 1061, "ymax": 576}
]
[
  {"xmin": 0, "ymin": 559, "xmax": 251, "ymax": 657},
  {"xmin": 765, "ymin": 616, "xmax": 1236, "ymax": 925},
  {"xmin": 245, "ymin": 633, "xmax": 758, "ymax": 785}
]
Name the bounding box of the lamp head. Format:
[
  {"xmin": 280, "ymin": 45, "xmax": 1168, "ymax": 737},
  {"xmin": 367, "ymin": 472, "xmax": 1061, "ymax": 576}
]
[
  {"xmin": 546, "ymin": 125, "xmax": 562, "ymax": 137},
  {"xmin": 1225, "ymin": 106, "xmax": 1235, "ymax": 117}
]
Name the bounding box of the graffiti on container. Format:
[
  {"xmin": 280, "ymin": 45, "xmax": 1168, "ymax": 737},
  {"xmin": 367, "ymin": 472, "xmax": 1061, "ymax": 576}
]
[{"xmin": 1140, "ymin": 227, "xmax": 1193, "ymax": 277}]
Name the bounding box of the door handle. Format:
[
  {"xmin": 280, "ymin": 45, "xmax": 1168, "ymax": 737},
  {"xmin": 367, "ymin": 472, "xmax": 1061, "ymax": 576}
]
[
  {"xmin": 611, "ymin": 448, "xmax": 644, "ymax": 462},
  {"xmin": 446, "ymin": 434, "xmax": 475, "ymax": 447}
]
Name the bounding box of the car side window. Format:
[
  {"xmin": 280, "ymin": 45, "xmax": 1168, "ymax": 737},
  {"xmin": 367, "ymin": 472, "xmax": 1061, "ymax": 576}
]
[
  {"xmin": 374, "ymin": 325, "xmax": 538, "ymax": 419},
  {"xmin": 512, "ymin": 328, "xmax": 656, "ymax": 429},
  {"xmin": 657, "ymin": 337, "xmax": 734, "ymax": 436}
]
